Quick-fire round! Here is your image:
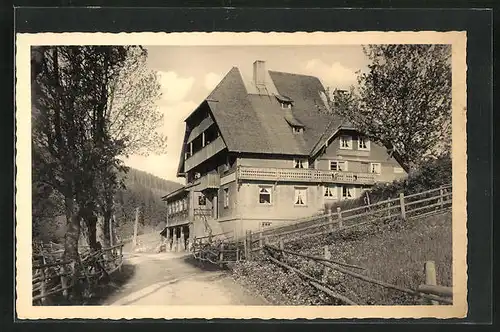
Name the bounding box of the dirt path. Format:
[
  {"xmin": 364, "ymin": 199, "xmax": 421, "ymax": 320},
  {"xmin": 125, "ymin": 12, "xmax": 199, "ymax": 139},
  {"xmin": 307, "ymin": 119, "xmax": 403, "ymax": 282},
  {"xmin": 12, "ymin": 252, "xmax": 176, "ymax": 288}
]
[{"xmin": 103, "ymin": 252, "xmax": 267, "ymax": 306}]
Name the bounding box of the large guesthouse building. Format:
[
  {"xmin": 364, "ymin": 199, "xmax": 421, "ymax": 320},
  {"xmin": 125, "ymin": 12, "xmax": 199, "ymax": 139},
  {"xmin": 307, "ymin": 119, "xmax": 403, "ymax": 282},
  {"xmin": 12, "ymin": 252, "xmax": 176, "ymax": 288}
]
[{"xmin": 161, "ymin": 60, "xmax": 408, "ymax": 250}]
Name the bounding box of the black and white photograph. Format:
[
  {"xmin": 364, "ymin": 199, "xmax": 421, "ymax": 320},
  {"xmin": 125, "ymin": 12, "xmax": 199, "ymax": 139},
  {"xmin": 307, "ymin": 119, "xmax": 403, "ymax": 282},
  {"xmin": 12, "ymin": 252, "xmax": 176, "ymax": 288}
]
[{"xmin": 15, "ymin": 31, "xmax": 467, "ymax": 319}]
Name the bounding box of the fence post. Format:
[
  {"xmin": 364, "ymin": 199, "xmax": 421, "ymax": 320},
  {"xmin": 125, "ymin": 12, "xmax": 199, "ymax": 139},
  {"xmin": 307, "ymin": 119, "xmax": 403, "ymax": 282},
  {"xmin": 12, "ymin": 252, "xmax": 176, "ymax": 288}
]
[
  {"xmin": 439, "ymin": 186, "xmax": 444, "ymax": 209},
  {"xmin": 328, "ymin": 208, "xmax": 334, "ymax": 232},
  {"xmin": 322, "ymin": 246, "xmax": 331, "ymax": 283},
  {"xmin": 118, "ymin": 245, "xmax": 123, "ymax": 272},
  {"xmin": 219, "ymin": 243, "xmax": 224, "ymax": 264},
  {"xmin": 400, "ymin": 193, "xmax": 406, "ymax": 220},
  {"xmin": 243, "ymin": 230, "xmax": 249, "ymax": 260},
  {"xmin": 40, "ymin": 268, "xmax": 47, "ymax": 305},
  {"xmin": 337, "ymin": 207, "xmax": 343, "ymax": 229},
  {"xmin": 279, "ymin": 238, "xmax": 285, "ymax": 259},
  {"xmin": 60, "ymin": 266, "xmax": 69, "ymax": 300},
  {"xmin": 259, "ymin": 232, "xmax": 264, "ymax": 254},
  {"xmin": 387, "ymin": 202, "xmax": 391, "ymax": 218},
  {"xmin": 133, "ymin": 207, "xmax": 140, "ymax": 247},
  {"xmin": 424, "ymin": 261, "xmax": 438, "ymax": 305},
  {"xmin": 245, "ymin": 230, "xmax": 252, "ymax": 261}
]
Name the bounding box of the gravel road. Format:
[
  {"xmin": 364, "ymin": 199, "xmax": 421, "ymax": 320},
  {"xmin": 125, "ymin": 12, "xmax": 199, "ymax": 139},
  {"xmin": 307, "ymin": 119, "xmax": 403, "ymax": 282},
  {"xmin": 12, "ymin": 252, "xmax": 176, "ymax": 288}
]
[{"xmin": 103, "ymin": 252, "xmax": 267, "ymax": 306}]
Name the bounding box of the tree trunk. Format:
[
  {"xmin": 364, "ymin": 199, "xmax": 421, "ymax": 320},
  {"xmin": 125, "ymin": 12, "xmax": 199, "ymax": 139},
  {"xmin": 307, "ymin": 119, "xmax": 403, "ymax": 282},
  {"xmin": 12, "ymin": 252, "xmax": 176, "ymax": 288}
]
[
  {"xmin": 63, "ymin": 195, "xmax": 83, "ymax": 302},
  {"xmin": 82, "ymin": 210, "xmax": 98, "ymax": 251}
]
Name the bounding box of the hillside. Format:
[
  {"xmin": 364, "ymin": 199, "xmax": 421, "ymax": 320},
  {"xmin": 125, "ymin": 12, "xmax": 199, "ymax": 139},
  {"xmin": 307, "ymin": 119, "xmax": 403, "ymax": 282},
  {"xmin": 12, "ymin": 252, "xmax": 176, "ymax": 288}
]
[
  {"xmin": 232, "ymin": 210, "xmax": 452, "ymax": 305},
  {"xmin": 113, "ymin": 168, "xmax": 183, "ymax": 239},
  {"xmin": 32, "ymin": 167, "xmax": 183, "ymax": 244}
]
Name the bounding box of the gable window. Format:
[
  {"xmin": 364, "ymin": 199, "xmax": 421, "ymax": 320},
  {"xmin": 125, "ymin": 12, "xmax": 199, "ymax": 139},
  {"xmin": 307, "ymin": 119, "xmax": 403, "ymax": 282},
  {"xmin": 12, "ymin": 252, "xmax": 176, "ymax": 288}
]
[
  {"xmin": 294, "ymin": 187, "xmax": 307, "ymax": 206},
  {"xmin": 370, "ymin": 163, "xmax": 381, "ymax": 174},
  {"xmin": 342, "ymin": 186, "xmax": 355, "ymax": 199},
  {"xmin": 330, "ymin": 160, "xmax": 347, "ymax": 171},
  {"xmin": 198, "ymin": 194, "xmax": 206, "ymax": 206},
  {"xmin": 223, "ymin": 188, "xmax": 229, "ymax": 208},
  {"xmin": 324, "ymin": 185, "xmax": 338, "ymax": 200},
  {"xmin": 292, "ymin": 126, "xmax": 303, "ymax": 134},
  {"xmin": 259, "ymin": 186, "xmax": 272, "ymax": 204},
  {"xmin": 294, "ymin": 158, "xmax": 308, "ymax": 169},
  {"xmin": 280, "ymin": 101, "xmax": 292, "ymax": 109},
  {"xmin": 358, "ymin": 136, "xmax": 370, "ymax": 150},
  {"xmin": 340, "ymin": 136, "xmax": 352, "ymax": 149}
]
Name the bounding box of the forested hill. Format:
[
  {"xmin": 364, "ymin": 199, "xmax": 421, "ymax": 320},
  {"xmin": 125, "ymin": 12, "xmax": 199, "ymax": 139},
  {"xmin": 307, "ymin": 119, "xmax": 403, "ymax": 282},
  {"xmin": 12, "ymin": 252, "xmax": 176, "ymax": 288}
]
[
  {"xmin": 122, "ymin": 168, "xmax": 183, "ymax": 196},
  {"xmin": 33, "ymin": 167, "xmax": 184, "ymax": 244},
  {"xmin": 113, "ymin": 167, "xmax": 183, "ymax": 238}
]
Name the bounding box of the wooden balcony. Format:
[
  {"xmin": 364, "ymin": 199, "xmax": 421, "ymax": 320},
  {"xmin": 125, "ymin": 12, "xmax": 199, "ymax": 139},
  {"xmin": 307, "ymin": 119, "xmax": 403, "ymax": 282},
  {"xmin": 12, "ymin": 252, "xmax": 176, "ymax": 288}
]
[
  {"xmin": 237, "ymin": 166, "xmax": 376, "ymax": 185},
  {"xmin": 198, "ymin": 173, "xmax": 220, "ymax": 191},
  {"xmin": 185, "ymin": 136, "xmax": 226, "ymax": 172}
]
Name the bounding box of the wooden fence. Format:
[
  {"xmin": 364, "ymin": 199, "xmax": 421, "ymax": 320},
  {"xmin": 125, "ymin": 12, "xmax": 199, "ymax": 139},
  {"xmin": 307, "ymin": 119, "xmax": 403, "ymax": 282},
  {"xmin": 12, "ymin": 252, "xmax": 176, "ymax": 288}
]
[
  {"xmin": 245, "ymin": 184, "xmax": 452, "ymax": 253},
  {"xmin": 263, "ymin": 244, "xmax": 453, "ymax": 305},
  {"xmin": 32, "ymin": 243, "xmax": 124, "ymax": 305},
  {"xmin": 190, "ymin": 185, "xmax": 452, "ymax": 268}
]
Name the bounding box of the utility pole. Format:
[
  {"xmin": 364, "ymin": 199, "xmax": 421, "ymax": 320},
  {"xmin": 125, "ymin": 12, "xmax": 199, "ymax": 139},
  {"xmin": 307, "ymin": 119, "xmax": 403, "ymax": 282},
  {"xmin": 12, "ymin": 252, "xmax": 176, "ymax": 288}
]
[{"xmin": 133, "ymin": 207, "xmax": 140, "ymax": 247}]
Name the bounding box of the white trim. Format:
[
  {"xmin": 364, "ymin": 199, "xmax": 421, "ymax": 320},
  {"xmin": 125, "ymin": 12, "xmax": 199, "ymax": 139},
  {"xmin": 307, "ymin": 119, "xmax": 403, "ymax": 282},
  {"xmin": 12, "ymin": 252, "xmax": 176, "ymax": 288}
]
[
  {"xmin": 358, "ymin": 136, "xmax": 371, "ymax": 151},
  {"xmin": 293, "ymin": 187, "xmax": 308, "ymax": 206},
  {"xmin": 323, "ymin": 184, "xmax": 338, "ymax": 200},
  {"xmin": 370, "ymin": 162, "xmax": 382, "ymax": 174},
  {"xmin": 258, "ymin": 185, "xmax": 273, "ymax": 205},
  {"xmin": 329, "ymin": 160, "xmax": 348, "ymax": 171},
  {"xmin": 339, "ymin": 135, "xmax": 353, "ymax": 150}
]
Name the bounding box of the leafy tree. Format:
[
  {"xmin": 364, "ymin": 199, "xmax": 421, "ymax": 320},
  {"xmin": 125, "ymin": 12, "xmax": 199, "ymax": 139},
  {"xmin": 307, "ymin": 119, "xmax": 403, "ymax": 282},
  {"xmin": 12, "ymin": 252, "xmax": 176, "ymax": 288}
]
[
  {"xmin": 330, "ymin": 45, "xmax": 452, "ymax": 171},
  {"xmin": 31, "ymin": 46, "xmax": 130, "ymax": 265},
  {"xmin": 107, "ymin": 47, "xmax": 166, "ymax": 157}
]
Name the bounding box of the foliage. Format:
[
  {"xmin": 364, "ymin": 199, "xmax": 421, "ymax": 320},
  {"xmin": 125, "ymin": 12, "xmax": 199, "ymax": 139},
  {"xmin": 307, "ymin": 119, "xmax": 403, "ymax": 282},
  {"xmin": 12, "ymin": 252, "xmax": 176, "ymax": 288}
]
[
  {"xmin": 107, "ymin": 47, "xmax": 166, "ymax": 157},
  {"xmin": 31, "ymin": 45, "xmax": 135, "ymax": 275},
  {"xmin": 329, "ymin": 44, "xmax": 452, "ymax": 170}
]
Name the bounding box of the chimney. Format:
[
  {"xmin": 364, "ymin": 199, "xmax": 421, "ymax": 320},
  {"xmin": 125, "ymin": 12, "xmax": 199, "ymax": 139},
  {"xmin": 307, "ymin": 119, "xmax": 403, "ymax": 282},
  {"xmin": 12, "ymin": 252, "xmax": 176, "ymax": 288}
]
[{"xmin": 253, "ymin": 60, "xmax": 266, "ymax": 86}]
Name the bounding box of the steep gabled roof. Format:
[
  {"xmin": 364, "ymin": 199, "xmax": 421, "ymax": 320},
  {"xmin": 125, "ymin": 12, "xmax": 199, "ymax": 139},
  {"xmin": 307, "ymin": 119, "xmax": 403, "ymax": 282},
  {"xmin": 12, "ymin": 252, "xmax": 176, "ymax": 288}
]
[{"xmin": 177, "ymin": 64, "xmax": 360, "ymax": 172}]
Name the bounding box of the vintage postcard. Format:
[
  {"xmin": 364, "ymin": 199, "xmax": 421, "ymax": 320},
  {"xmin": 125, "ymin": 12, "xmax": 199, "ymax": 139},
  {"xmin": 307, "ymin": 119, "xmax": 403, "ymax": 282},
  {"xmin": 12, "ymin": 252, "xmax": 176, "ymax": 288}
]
[{"xmin": 16, "ymin": 31, "xmax": 467, "ymax": 319}]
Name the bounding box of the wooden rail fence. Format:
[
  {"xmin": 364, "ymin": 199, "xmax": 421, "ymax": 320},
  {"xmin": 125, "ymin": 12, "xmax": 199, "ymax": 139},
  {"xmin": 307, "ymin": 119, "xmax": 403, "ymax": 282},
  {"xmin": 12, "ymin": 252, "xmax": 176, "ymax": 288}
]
[
  {"xmin": 32, "ymin": 243, "xmax": 125, "ymax": 305},
  {"xmin": 246, "ymin": 184, "xmax": 452, "ymax": 252},
  {"xmin": 263, "ymin": 244, "xmax": 453, "ymax": 305},
  {"xmin": 190, "ymin": 185, "xmax": 452, "ymax": 270}
]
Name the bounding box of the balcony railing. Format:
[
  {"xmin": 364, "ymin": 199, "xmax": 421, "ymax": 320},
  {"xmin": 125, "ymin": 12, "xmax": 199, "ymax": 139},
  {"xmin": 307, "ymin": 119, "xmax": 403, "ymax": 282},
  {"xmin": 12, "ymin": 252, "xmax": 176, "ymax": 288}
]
[
  {"xmin": 237, "ymin": 166, "xmax": 376, "ymax": 185},
  {"xmin": 198, "ymin": 173, "xmax": 220, "ymax": 191},
  {"xmin": 185, "ymin": 136, "xmax": 226, "ymax": 172}
]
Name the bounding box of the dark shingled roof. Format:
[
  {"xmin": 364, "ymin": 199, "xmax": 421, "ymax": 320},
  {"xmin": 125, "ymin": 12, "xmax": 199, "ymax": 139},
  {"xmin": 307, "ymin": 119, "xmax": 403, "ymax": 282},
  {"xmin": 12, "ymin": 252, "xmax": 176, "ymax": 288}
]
[
  {"xmin": 197, "ymin": 67, "xmax": 346, "ymax": 156},
  {"xmin": 176, "ymin": 64, "xmax": 355, "ymax": 178}
]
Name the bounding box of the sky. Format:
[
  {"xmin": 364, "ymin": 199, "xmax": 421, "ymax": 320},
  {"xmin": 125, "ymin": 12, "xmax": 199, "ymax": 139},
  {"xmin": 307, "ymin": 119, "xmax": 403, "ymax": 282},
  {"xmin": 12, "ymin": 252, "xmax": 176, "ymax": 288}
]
[{"xmin": 123, "ymin": 45, "xmax": 371, "ymax": 183}]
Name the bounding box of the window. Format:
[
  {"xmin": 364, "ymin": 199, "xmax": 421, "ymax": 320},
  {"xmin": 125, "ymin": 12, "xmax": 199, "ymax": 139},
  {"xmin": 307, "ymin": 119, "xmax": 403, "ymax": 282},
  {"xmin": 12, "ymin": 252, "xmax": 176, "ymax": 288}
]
[
  {"xmin": 280, "ymin": 102, "xmax": 292, "ymax": 109},
  {"xmin": 259, "ymin": 186, "xmax": 272, "ymax": 204},
  {"xmin": 262, "ymin": 221, "xmax": 272, "ymax": 228},
  {"xmin": 370, "ymin": 163, "xmax": 381, "ymax": 174},
  {"xmin": 342, "ymin": 186, "xmax": 355, "ymax": 199},
  {"xmin": 223, "ymin": 188, "xmax": 229, "ymax": 208},
  {"xmin": 168, "ymin": 205, "xmax": 172, "ymax": 215},
  {"xmin": 330, "ymin": 160, "xmax": 347, "ymax": 171},
  {"xmin": 292, "ymin": 126, "xmax": 303, "ymax": 134},
  {"xmin": 324, "ymin": 185, "xmax": 338, "ymax": 200},
  {"xmin": 294, "ymin": 158, "xmax": 308, "ymax": 169},
  {"xmin": 394, "ymin": 167, "xmax": 404, "ymax": 174},
  {"xmin": 294, "ymin": 187, "xmax": 307, "ymax": 206},
  {"xmin": 339, "ymin": 136, "xmax": 352, "ymax": 149},
  {"xmin": 198, "ymin": 195, "xmax": 206, "ymax": 206},
  {"xmin": 358, "ymin": 136, "xmax": 370, "ymax": 150}
]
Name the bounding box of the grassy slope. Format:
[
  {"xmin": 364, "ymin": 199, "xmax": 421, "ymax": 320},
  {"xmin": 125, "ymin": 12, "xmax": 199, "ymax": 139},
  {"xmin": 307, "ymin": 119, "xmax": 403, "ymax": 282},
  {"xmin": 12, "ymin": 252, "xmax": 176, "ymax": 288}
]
[{"xmin": 231, "ymin": 211, "xmax": 452, "ymax": 305}]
